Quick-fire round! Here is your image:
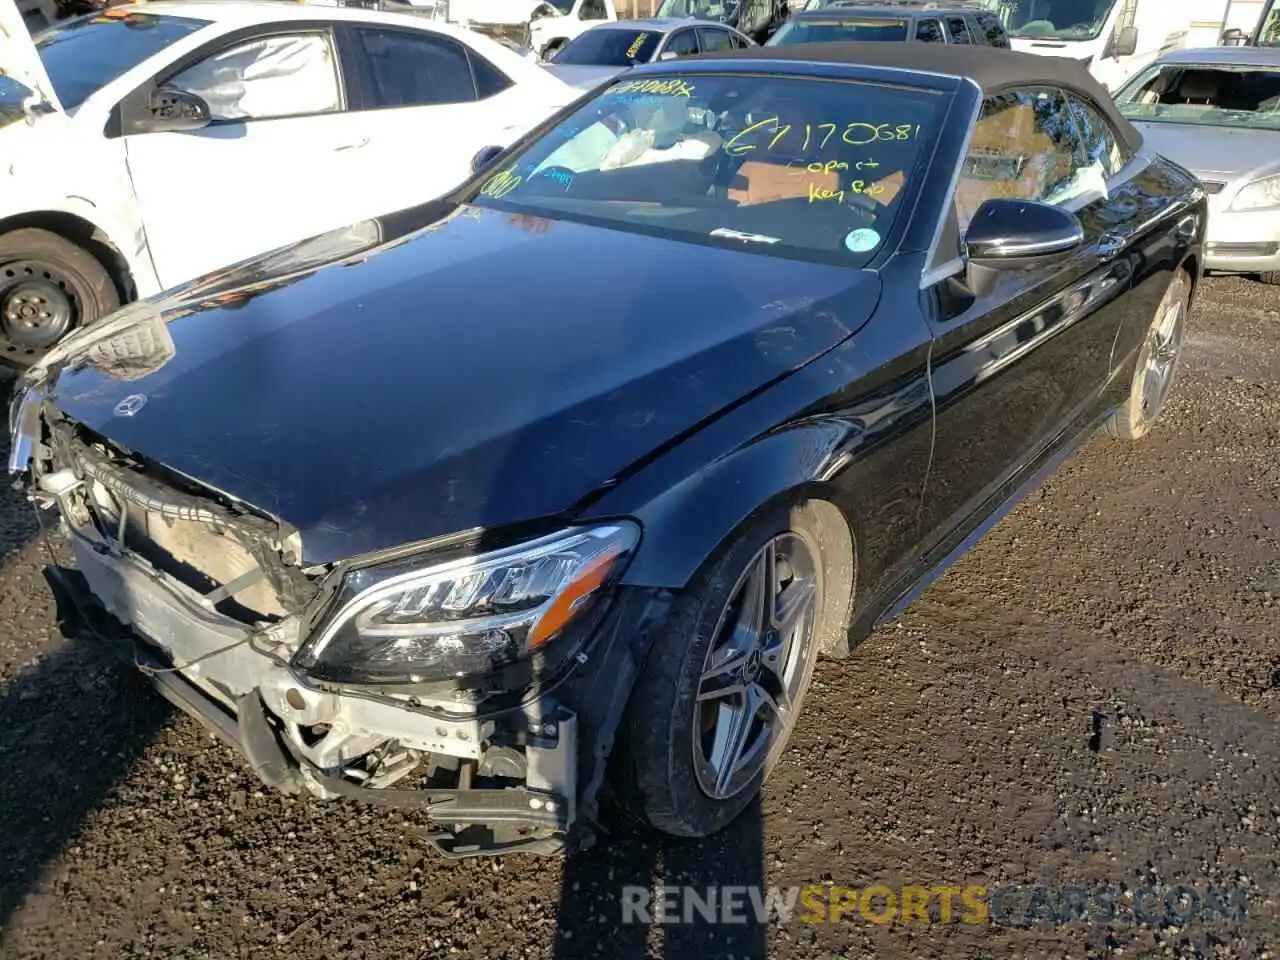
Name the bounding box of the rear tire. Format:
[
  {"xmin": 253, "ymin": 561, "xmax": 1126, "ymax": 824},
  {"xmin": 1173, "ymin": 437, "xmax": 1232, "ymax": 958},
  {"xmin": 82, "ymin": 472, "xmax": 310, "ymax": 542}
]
[
  {"xmin": 1258, "ymin": 271, "xmax": 1280, "ymax": 286},
  {"xmin": 1103, "ymin": 269, "xmax": 1189, "ymax": 441},
  {"xmin": 0, "ymin": 229, "xmax": 119, "ymax": 367},
  {"xmin": 614, "ymin": 500, "xmax": 854, "ymax": 838}
]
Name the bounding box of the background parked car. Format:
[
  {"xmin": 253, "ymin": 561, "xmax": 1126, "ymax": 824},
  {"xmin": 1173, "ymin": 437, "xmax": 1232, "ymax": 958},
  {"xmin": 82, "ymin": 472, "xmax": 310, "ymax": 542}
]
[
  {"xmin": 769, "ymin": 1, "xmax": 1009, "ymax": 47},
  {"xmin": 654, "ymin": 0, "xmax": 788, "ymax": 44},
  {"xmin": 971, "ymin": 0, "xmax": 1193, "ymax": 92},
  {"xmin": 0, "ymin": 0, "xmax": 577, "ymax": 369},
  {"xmin": 1112, "ymin": 45, "xmax": 1280, "ymax": 284},
  {"xmin": 543, "ymin": 16, "xmax": 754, "ymax": 90}
]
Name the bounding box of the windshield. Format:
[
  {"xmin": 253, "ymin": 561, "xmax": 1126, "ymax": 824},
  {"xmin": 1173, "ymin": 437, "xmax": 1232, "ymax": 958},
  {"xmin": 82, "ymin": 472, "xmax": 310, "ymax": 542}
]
[
  {"xmin": 469, "ymin": 73, "xmax": 943, "ymax": 264},
  {"xmin": 1115, "ymin": 63, "xmax": 1280, "ymax": 131},
  {"xmin": 554, "ymin": 28, "xmax": 662, "ymax": 64},
  {"xmin": 36, "ymin": 11, "xmax": 208, "ymax": 110},
  {"xmin": 767, "ymin": 17, "xmax": 909, "ymax": 44},
  {"xmin": 657, "ymin": 0, "xmax": 740, "ymax": 20},
  {"xmin": 982, "ymin": 0, "xmax": 1116, "ymax": 41}
]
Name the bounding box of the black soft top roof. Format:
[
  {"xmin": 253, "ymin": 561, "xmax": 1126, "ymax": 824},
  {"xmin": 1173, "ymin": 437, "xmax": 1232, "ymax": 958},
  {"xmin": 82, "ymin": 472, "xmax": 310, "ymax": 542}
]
[{"xmin": 683, "ymin": 41, "xmax": 1144, "ymax": 153}]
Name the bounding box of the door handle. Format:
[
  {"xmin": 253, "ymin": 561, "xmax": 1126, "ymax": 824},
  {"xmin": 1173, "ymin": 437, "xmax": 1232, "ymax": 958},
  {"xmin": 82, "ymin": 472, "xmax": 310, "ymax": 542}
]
[
  {"xmin": 1096, "ymin": 233, "xmax": 1126, "ymax": 262},
  {"xmin": 334, "ymin": 136, "xmax": 370, "ymax": 152}
]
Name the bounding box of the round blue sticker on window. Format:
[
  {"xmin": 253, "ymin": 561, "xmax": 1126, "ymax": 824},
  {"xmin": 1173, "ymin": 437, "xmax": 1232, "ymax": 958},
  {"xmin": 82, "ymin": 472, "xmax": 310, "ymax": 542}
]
[{"xmin": 845, "ymin": 228, "xmax": 881, "ymax": 253}]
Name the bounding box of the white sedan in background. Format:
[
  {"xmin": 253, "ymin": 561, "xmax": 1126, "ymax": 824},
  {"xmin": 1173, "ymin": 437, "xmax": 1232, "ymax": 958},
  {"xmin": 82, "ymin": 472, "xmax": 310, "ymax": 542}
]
[{"xmin": 0, "ymin": 0, "xmax": 577, "ymax": 365}]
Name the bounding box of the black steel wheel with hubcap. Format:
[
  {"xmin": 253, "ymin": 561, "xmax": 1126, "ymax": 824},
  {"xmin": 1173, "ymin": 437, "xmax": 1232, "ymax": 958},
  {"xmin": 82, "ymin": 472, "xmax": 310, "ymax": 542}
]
[
  {"xmin": 0, "ymin": 228, "xmax": 119, "ymax": 368},
  {"xmin": 614, "ymin": 500, "xmax": 855, "ymax": 838},
  {"xmin": 1104, "ymin": 269, "xmax": 1190, "ymax": 441}
]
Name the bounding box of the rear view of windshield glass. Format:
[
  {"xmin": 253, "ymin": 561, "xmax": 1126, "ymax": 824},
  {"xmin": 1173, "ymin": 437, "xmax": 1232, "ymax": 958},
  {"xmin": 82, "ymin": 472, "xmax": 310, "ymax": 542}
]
[
  {"xmin": 769, "ymin": 17, "xmax": 909, "ymax": 43},
  {"xmin": 554, "ymin": 28, "xmax": 662, "ymax": 65},
  {"xmin": 36, "ymin": 12, "xmax": 207, "ymax": 110},
  {"xmin": 470, "ymin": 74, "xmax": 942, "ymax": 264}
]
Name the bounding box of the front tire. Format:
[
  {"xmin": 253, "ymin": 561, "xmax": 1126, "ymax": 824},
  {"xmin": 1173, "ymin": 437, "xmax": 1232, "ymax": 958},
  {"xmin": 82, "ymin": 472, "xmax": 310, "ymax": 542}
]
[
  {"xmin": 615, "ymin": 500, "xmax": 854, "ymax": 838},
  {"xmin": 1258, "ymin": 271, "xmax": 1280, "ymax": 286},
  {"xmin": 1103, "ymin": 269, "xmax": 1189, "ymax": 441},
  {"xmin": 0, "ymin": 229, "xmax": 119, "ymax": 367}
]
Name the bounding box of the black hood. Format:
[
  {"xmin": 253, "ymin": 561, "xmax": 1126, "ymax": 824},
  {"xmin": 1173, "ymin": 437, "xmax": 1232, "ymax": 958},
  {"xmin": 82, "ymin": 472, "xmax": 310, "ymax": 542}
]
[{"xmin": 45, "ymin": 202, "xmax": 881, "ymax": 563}]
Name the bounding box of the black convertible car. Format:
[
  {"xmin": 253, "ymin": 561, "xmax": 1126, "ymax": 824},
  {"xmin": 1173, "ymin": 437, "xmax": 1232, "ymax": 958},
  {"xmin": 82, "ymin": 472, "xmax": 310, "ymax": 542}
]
[{"xmin": 10, "ymin": 43, "xmax": 1204, "ymax": 857}]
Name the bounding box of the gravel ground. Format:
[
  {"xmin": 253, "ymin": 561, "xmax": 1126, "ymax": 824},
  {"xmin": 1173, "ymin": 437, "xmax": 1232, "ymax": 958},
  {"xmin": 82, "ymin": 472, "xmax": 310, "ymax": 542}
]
[{"xmin": 0, "ymin": 276, "xmax": 1277, "ymax": 960}]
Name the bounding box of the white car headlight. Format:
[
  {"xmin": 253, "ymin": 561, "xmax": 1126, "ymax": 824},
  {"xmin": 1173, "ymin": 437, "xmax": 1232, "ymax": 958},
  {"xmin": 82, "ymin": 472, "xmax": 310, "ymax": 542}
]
[
  {"xmin": 1229, "ymin": 174, "xmax": 1280, "ymax": 212},
  {"xmin": 295, "ymin": 522, "xmax": 640, "ymax": 685},
  {"xmin": 8, "ymin": 384, "xmax": 40, "ymax": 475}
]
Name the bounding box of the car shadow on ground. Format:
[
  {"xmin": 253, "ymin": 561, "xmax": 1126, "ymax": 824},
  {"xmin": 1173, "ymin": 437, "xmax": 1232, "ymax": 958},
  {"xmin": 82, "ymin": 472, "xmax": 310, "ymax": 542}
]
[
  {"xmin": 0, "ymin": 377, "xmax": 172, "ymax": 928},
  {"xmin": 0, "ymin": 643, "xmax": 171, "ymax": 927},
  {"xmin": 553, "ymin": 802, "xmax": 768, "ymax": 959}
]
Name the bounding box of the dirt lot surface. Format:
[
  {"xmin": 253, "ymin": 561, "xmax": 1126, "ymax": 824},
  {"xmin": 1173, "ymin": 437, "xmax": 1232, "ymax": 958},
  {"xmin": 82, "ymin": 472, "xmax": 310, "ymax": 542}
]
[{"xmin": 0, "ymin": 276, "xmax": 1277, "ymax": 960}]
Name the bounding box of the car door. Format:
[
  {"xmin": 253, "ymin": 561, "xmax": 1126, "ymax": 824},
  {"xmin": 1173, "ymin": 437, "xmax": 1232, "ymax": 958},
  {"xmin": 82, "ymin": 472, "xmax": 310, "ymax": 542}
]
[
  {"xmin": 333, "ymin": 24, "xmax": 541, "ymax": 219},
  {"xmin": 118, "ymin": 26, "xmax": 368, "ymax": 289},
  {"xmin": 917, "ymin": 85, "xmax": 1144, "ymax": 551}
]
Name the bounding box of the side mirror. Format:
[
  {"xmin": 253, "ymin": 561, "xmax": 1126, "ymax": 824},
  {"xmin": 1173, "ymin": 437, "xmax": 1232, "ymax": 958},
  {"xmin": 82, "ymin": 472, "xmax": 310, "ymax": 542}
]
[
  {"xmin": 144, "ymin": 87, "xmax": 212, "ymax": 133},
  {"xmin": 658, "ymin": 50, "xmax": 679, "ymax": 60},
  {"xmin": 963, "ymin": 198, "xmax": 1083, "ymax": 292},
  {"xmin": 471, "ymin": 145, "xmax": 505, "ymax": 175},
  {"xmin": 1110, "ymin": 24, "xmax": 1138, "ymax": 58},
  {"xmin": 1221, "ymin": 27, "xmax": 1248, "ymax": 46}
]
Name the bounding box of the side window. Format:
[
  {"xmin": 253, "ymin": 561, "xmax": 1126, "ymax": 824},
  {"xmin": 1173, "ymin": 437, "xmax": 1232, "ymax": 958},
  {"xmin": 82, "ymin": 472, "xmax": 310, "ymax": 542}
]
[
  {"xmin": 580, "ymin": 0, "xmax": 608, "ymax": 20},
  {"xmin": 470, "ymin": 51, "xmax": 514, "ymax": 99},
  {"xmin": 354, "ymin": 28, "xmax": 476, "ymax": 107},
  {"xmin": 168, "ymin": 33, "xmax": 341, "ymax": 122},
  {"xmin": 664, "ymin": 29, "xmax": 700, "ymax": 56},
  {"xmin": 977, "ymin": 13, "xmax": 1009, "ymax": 47},
  {"xmin": 729, "ymin": 31, "xmax": 750, "ymax": 48},
  {"xmin": 955, "ymin": 87, "xmax": 1083, "ymax": 228},
  {"xmin": 698, "ymin": 27, "xmax": 735, "ymax": 51},
  {"xmin": 1063, "ymin": 91, "xmax": 1131, "ymax": 179},
  {"xmin": 944, "ymin": 15, "xmax": 971, "ymax": 44},
  {"xmin": 916, "ymin": 18, "xmax": 944, "ymax": 42}
]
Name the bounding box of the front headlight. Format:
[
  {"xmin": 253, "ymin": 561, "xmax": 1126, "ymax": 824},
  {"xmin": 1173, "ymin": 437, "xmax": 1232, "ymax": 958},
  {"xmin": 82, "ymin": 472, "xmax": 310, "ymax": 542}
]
[
  {"xmin": 294, "ymin": 522, "xmax": 640, "ymax": 685},
  {"xmin": 1229, "ymin": 174, "xmax": 1280, "ymax": 212},
  {"xmin": 7, "ymin": 385, "xmax": 40, "ymax": 475}
]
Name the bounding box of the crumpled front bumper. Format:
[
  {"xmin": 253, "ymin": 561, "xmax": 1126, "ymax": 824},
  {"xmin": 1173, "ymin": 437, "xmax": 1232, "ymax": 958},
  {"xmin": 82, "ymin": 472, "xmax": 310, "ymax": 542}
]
[{"xmin": 43, "ymin": 528, "xmax": 672, "ymax": 858}]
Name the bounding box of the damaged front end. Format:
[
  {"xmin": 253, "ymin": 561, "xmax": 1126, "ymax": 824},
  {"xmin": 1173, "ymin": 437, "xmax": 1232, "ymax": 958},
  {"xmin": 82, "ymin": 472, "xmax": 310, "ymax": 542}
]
[{"xmin": 10, "ymin": 385, "xmax": 668, "ymax": 858}]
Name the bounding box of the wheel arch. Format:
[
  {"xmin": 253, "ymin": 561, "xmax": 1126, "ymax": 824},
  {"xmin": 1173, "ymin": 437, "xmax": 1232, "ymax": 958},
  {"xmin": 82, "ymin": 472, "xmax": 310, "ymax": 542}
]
[
  {"xmin": 0, "ymin": 210, "xmax": 138, "ymax": 304},
  {"xmin": 598, "ymin": 426, "xmax": 859, "ymax": 654}
]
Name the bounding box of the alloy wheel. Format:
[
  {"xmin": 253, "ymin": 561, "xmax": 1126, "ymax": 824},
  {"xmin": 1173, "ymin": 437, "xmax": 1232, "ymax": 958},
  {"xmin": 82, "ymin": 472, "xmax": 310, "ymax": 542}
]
[{"xmin": 692, "ymin": 531, "xmax": 819, "ymax": 801}]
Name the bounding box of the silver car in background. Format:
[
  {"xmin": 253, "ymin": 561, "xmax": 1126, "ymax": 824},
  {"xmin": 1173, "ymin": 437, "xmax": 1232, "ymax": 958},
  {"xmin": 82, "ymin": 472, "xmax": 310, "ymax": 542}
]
[
  {"xmin": 541, "ymin": 17, "xmax": 755, "ymax": 91},
  {"xmin": 1113, "ymin": 46, "xmax": 1280, "ymax": 284}
]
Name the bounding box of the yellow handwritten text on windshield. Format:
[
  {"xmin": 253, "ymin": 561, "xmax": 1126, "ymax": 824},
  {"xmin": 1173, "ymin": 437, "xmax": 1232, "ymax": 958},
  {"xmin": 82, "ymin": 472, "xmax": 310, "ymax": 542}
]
[
  {"xmin": 626, "ymin": 32, "xmax": 650, "ymax": 59},
  {"xmin": 480, "ymin": 167, "xmax": 522, "ymax": 199},
  {"xmin": 725, "ymin": 118, "xmax": 922, "ymax": 157},
  {"xmin": 609, "ymin": 78, "xmax": 696, "ymax": 98}
]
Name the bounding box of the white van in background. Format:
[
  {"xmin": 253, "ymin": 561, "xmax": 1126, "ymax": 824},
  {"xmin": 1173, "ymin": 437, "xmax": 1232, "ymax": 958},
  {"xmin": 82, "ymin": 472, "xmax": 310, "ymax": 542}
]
[{"xmin": 979, "ymin": 0, "xmax": 1192, "ymax": 91}]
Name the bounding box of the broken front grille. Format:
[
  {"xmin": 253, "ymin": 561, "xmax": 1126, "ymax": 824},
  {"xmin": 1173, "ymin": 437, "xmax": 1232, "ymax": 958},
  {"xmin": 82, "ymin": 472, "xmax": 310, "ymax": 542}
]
[{"xmin": 47, "ymin": 417, "xmax": 318, "ymax": 622}]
